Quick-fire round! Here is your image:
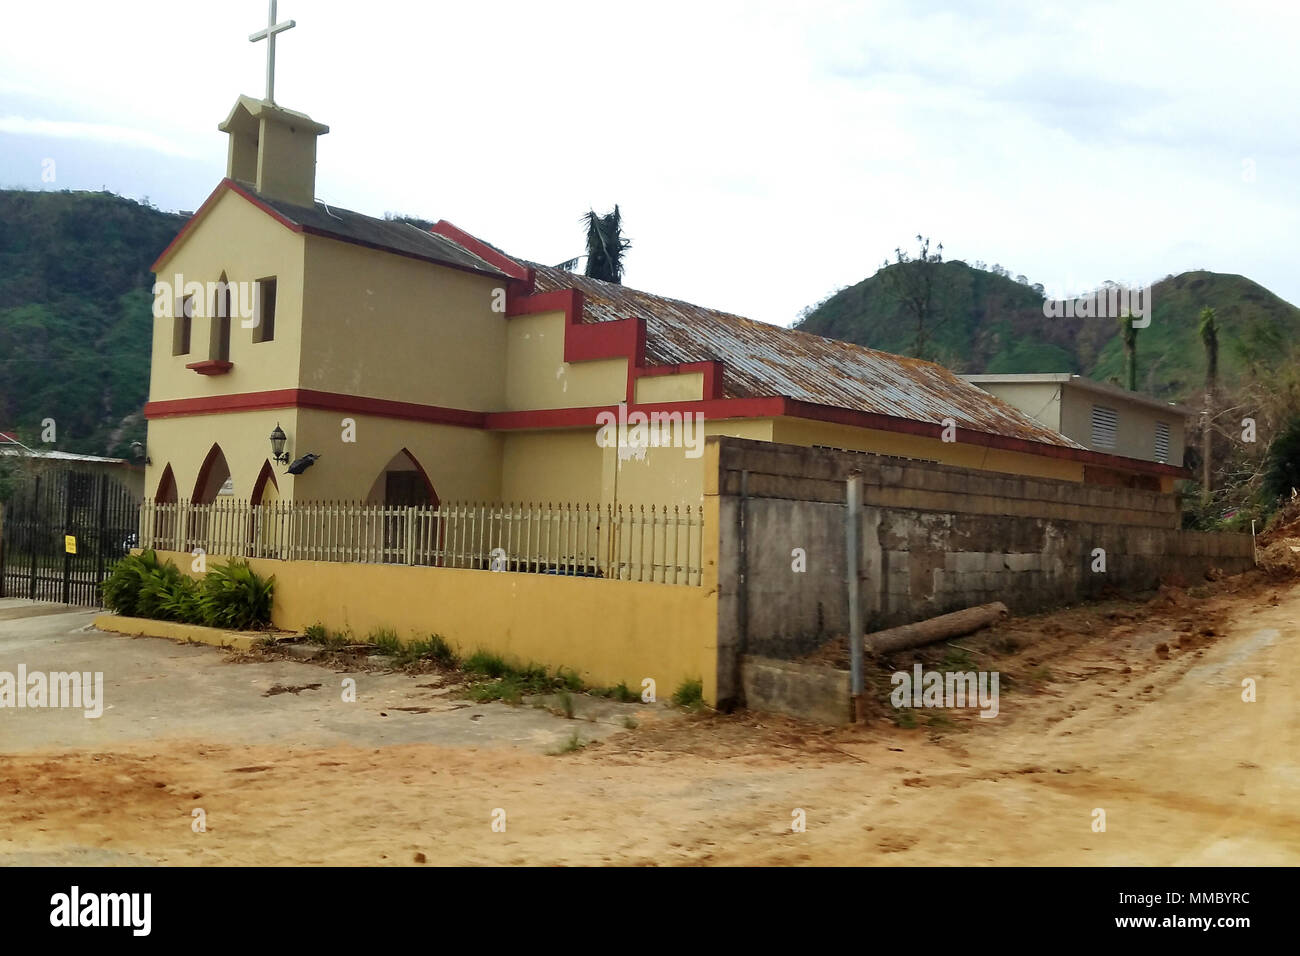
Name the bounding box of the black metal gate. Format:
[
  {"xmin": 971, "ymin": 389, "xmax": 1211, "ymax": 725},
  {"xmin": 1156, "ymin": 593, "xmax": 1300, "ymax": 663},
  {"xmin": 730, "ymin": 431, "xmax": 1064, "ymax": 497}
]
[{"xmin": 0, "ymin": 470, "xmax": 141, "ymax": 607}]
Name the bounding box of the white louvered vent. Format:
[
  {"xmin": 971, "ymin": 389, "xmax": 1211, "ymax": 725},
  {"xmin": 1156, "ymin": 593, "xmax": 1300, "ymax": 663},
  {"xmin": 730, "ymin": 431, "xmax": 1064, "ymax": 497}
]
[
  {"xmin": 1091, "ymin": 405, "xmax": 1118, "ymax": 449},
  {"xmin": 1154, "ymin": 421, "xmax": 1170, "ymax": 464}
]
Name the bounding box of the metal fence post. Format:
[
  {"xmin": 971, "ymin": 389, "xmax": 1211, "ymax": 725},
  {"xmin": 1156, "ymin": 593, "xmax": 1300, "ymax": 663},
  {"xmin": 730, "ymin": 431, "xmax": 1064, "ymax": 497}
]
[{"xmin": 846, "ymin": 474, "xmax": 864, "ymax": 722}]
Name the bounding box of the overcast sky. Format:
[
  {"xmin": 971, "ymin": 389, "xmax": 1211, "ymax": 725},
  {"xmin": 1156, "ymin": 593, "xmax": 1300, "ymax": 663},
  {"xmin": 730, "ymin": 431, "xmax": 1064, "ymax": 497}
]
[{"xmin": 2, "ymin": 0, "xmax": 1297, "ymax": 325}]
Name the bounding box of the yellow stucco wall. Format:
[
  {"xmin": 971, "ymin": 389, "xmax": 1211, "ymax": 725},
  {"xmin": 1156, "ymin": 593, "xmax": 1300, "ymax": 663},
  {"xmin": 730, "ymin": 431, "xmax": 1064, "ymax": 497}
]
[
  {"xmin": 634, "ymin": 372, "xmax": 704, "ymax": 403},
  {"xmin": 152, "ymin": 549, "xmax": 720, "ymax": 703},
  {"xmin": 501, "ymin": 429, "xmax": 605, "ymax": 504},
  {"xmin": 287, "ymin": 409, "xmax": 501, "ymax": 502},
  {"xmin": 150, "ymin": 189, "xmax": 306, "ymax": 402},
  {"xmin": 503, "ymin": 310, "xmax": 627, "ymax": 410},
  {"xmin": 770, "ymin": 418, "xmax": 1085, "ymax": 482},
  {"xmin": 300, "ymin": 236, "xmax": 507, "ymax": 410},
  {"xmin": 144, "ymin": 408, "xmax": 298, "ymax": 501},
  {"xmin": 146, "ymin": 408, "xmax": 503, "ymax": 504}
]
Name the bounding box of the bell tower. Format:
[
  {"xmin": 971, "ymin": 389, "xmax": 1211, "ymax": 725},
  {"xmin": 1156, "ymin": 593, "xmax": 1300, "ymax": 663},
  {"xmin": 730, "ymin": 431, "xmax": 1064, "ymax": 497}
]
[
  {"xmin": 219, "ymin": 96, "xmax": 328, "ymax": 207},
  {"xmin": 218, "ymin": 1, "xmax": 328, "ymax": 207}
]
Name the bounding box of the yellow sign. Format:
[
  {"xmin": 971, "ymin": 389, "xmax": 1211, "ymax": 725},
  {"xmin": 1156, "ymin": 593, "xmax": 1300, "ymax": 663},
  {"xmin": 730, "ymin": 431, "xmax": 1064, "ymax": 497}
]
[{"xmin": 64, "ymin": 535, "xmax": 77, "ymax": 555}]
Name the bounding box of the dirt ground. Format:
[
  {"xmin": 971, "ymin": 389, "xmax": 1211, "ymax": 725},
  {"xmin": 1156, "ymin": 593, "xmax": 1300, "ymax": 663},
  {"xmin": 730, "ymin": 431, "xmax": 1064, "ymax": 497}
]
[{"xmin": 1, "ymin": 571, "xmax": 1298, "ymax": 866}]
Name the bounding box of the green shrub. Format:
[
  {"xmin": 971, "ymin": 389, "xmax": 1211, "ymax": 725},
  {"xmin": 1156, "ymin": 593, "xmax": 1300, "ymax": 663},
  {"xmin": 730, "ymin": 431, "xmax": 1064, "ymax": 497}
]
[
  {"xmin": 101, "ymin": 549, "xmax": 165, "ymax": 616},
  {"xmin": 150, "ymin": 570, "xmax": 200, "ymax": 622},
  {"xmin": 196, "ymin": 559, "xmax": 274, "ymax": 630},
  {"xmin": 134, "ymin": 559, "xmax": 191, "ymax": 621},
  {"xmin": 672, "ymin": 678, "xmax": 704, "ymax": 708}
]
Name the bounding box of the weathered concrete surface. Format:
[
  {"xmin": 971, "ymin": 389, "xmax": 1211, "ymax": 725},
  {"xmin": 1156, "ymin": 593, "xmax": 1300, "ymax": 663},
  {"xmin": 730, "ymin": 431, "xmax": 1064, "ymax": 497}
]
[
  {"xmin": 740, "ymin": 655, "xmax": 851, "ymax": 725},
  {"xmin": 0, "ymin": 605, "xmax": 654, "ymax": 755},
  {"xmin": 712, "ymin": 438, "xmax": 1254, "ymax": 707}
]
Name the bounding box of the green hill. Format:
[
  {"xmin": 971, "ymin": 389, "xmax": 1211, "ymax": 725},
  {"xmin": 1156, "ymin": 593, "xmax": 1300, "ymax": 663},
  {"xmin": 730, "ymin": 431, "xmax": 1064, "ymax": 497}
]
[
  {"xmin": 796, "ymin": 261, "xmax": 1300, "ymax": 402},
  {"xmin": 0, "ymin": 189, "xmax": 185, "ymax": 457}
]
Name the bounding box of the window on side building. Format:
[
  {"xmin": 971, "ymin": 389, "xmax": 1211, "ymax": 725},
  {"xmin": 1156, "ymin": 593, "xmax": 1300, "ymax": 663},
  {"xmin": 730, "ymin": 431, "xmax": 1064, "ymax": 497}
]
[
  {"xmin": 1091, "ymin": 404, "xmax": 1118, "ymax": 449},
  {"xmin": 1154, "ymin": 420, "xmax": 1170, "ymax": 463}
]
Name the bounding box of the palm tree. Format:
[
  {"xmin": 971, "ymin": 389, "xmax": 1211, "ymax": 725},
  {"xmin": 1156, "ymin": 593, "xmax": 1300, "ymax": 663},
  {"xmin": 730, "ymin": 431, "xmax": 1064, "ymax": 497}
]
[
  {"xmin": 1199, "ymin": 307, "xmax": 1219, "ymax": 507},
  {"xmin": 555, "ymin": 207, "xmax": 631, "ymax": 284},
  {"xmin": 1118, "ymin": 313, "xmax": 1138, "ymax": 391}
]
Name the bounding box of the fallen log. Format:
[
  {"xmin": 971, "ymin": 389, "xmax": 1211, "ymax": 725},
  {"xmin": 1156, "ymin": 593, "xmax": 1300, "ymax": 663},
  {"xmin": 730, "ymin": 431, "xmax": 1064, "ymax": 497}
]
[{"xmin": 865, "ymin": 602, "xmax": 1009, "ymax": 655}]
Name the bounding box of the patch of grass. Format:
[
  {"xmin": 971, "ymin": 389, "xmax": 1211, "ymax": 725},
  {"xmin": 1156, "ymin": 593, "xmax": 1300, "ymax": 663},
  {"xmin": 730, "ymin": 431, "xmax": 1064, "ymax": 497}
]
[
  {"xmin": 622, "ymin": 715, "xmax": 638, "ymax": 730},
  {"xmin": 459, "ymin": 652, "xmax": 586, "ymax": 703},
  {"xmin": 549, "ymin": 730, "xmax": 586, "ymax": 755},
  {"xmin": 592, "ymin": 681, "xmax": 639, "ymax": 703},
  {"xmin": 468, "ymin": 677, "xmax": 525, "ymax": 705},
  {"xmin": 671, "ymin": 677, "xmax": 704, "ymax": 708},
  {"xmin": 413, "ymin": 633, "xmax": 458, "ymax": 666},
  {"xmin": 463, "ymin": 650, "xmax": 510, "ymax": 679},
  {"xmin": 938, "ymin": 647, "xmax": 977, "ymax": 671},
  {"xmin": 369, "ymin": 627, "xmax": 403, "ymax": 656},
  {"xmin": 558, "ymin": 691, "xmax": 576, "ymax": 719},
  {"xmin": 370, "ymin": 631, "xmax": 460, "ymax": 667},
  {"xmin": 303, "ymin": 623, "xmax": 347, "ymax": 649},
  {"xmin": 893, "ymin": 707, "xmax": 918, "ymax": 729}
]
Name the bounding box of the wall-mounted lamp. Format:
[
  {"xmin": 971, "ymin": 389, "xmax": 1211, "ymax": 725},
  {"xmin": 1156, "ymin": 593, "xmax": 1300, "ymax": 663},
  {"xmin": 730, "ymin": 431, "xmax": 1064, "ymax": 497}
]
[{"xmin": 269, "ymin": 423, "xmax": 290, "ymax": 465}]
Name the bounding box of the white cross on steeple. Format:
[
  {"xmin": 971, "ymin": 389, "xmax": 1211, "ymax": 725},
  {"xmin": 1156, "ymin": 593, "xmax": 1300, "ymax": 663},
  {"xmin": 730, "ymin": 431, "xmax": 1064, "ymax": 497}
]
[{"xmin": 249, "ymin": 0, "xmax": 296, "ymax": 104}]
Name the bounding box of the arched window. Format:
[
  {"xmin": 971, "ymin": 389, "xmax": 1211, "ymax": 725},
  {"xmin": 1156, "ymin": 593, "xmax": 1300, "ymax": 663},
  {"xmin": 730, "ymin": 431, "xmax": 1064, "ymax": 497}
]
[
  {"xmin": 210, "ymin": 273, "xmax": 232, "ymax": 362},
  {"xmin": 192, "ymin": 444, "xmax": 233, "ymax": 504}
]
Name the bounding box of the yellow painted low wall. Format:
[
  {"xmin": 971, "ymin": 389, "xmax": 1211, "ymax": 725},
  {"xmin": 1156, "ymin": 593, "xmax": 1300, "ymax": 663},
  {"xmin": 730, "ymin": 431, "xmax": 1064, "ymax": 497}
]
[
  {"xmin": 152, "ymin": 551, "xmax": 719, "ymax": 703},
  {"xmin": 93, "ymin": 613, "xmax": 265, "ymax": 651}
]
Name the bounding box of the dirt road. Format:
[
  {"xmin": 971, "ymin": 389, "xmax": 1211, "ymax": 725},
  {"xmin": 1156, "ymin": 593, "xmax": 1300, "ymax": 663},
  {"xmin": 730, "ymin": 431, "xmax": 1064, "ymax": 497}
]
[{"xmin": 1, "ymin": 576, "xmax": 1297, "ymax": 866}]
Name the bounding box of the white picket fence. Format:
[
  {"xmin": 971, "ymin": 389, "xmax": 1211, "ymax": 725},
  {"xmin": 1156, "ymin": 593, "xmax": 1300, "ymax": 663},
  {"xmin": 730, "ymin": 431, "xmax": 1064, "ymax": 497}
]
[{"xmin": 138, "ymin": 498, "xmax": 704, "ymax": 586}]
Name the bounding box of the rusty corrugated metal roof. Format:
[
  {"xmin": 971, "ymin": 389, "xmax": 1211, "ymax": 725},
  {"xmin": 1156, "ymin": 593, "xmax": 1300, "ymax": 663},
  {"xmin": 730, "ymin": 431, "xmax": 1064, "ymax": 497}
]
[{"xmin": 527, "ymin": 264, "xmax": 1083, "ymax": 449}]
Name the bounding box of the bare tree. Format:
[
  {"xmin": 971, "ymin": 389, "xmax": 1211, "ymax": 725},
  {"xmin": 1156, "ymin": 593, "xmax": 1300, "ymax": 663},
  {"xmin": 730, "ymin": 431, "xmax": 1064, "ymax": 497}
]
[
  {"xmin": 1199, "ymin": 307, "xmax": 1219, "ymax": 507},
  {"xmin": 879, "ymin": 235, "xmax": 945, "ymax": 359}
]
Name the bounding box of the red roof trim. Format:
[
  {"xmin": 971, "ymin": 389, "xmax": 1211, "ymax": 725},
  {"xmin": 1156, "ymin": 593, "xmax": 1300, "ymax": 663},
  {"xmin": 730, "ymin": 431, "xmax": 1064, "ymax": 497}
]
[
  {"xmin": 142, "ymin": 389, "xmax": 1184, "ymax": 477},
  {"xmin": 430, "ymin": 220, "xmax": 533, "ymax": 285},
  {"xmin": 144, "ymin": 389, "xmax": 486, "ymax": 428},
  {"xmin": 151, "ymin": 180, "xmax": 249, "ymax": 271}
]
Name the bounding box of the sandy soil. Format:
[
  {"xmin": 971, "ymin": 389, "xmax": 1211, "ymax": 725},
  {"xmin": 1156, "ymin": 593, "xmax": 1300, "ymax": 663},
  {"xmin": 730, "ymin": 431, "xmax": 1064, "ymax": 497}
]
[{"xmin": 1, "ymin": 574, "xmax": 1297, "ymax": 866}]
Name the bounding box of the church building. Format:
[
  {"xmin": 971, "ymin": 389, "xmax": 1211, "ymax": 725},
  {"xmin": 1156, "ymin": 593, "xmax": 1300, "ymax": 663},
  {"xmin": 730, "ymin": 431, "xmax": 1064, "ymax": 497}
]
[{"xmin": 142, "ymin": 35, "xmax": 1183, "ymax": 518}]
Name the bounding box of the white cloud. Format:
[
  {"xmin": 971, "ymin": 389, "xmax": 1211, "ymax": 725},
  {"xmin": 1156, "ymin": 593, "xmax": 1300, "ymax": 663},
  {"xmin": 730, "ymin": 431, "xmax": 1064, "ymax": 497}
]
[{"xmin": 0, "ymin": 116, "xmax": 201, "ymax": 159}]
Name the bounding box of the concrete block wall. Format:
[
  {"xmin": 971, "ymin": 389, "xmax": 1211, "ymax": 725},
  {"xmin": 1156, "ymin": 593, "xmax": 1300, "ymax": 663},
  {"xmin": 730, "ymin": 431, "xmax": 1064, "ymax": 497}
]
[{"xmin": 710, "ymin": 437, "xmax": 1253, "ymax": 707}]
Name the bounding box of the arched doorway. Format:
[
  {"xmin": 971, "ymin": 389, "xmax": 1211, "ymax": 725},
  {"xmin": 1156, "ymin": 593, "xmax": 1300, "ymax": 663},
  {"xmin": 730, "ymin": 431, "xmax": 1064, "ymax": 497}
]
[
  {"xmin": 189, "ymin": 444, "xmax": 233, "ymax": 553},
  {"xmin": 366, "ymin": 448, "xmax": 438, "ymax": 507},
  {"xmin": 192, "ymin": 444, "xmax": 232, "ymax": 504},
  {"xmin": 366, "ymin": 449, "xmax": 438, "ymax": 563},
  {"xmin": 251, "ymin": 460, "xmax": 279, "ymax": 506},
  {"xmin": 250, "ymin": 460, "xmax": 281, "ymax": 557},
  {"xmin": 151, "ymin": 464, "xmax": 179, "ymax": 549}
]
